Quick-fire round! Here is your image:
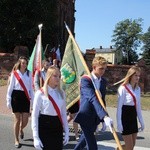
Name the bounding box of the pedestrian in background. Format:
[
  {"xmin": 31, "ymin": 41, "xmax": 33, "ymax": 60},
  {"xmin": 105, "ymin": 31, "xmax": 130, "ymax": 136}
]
[
  {"xmin": 74, "ymin": 56, "xmax": 113, "ymax": 150},
  {"xmin": 34, "ymin": 59, "xmax": 50, "ymax": 91},
  {"xmin": 32, "ymin": 66, "xmax": 69, "ymax": 150},
  {"xmin": 6, "ymin": 56, "xmax": 34, "ymax": 148},
  {"xmin": 52, "ymin": 58, "xmax": 61, "ymax": 68},
  {"xmin": 116, "ymin": 65, "xmax": 145, "ymax": 150}
]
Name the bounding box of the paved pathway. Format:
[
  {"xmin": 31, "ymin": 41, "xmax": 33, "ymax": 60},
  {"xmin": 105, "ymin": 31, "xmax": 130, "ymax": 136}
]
[
  {"xmin": 97, "ymin": 141, "xmax": 150, "ymax": 150},
  {"xmin": 0, "ymin": 85, "xmax": 11, "ymax": 115},
  {"xmin": 0, "ymin": 85, "xmax": 150, "ymax": 149}
]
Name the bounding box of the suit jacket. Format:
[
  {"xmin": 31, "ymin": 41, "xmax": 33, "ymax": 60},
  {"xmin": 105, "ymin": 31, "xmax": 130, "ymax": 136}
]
[
  {"xmin": 99, "ymin": 77, "xmax": 107, "ymax": 106},
  {"xmin": 74, "ymin": 75, "xmax": 107, "ymax": 129}
]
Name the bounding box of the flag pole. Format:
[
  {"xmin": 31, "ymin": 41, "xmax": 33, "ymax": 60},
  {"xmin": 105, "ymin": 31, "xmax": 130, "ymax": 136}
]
[
  {"xmin": 64, "ymin": 22, "xmax": 123, "ymax": 150},
  {"xmin": 38, "ymin": 24, "xmax": 43, "ymax": 88},
  {"xmin": 44, "ymin": 44, "xmax": 49, "ymax": 55}
]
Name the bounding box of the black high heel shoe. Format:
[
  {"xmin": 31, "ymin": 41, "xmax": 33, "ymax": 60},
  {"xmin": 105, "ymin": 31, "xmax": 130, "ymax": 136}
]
[
  {"xmin": 20, "ymin": 131, "xmax": 24, "ymax": 139},
  {"xmin": 20, "ymin": 134, "xmax": 24, "ymax": 139}
]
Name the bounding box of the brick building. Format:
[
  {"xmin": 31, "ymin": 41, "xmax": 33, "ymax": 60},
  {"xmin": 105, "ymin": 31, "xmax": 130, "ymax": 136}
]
[
  {"xmin": 84, "ymin": 51, "xmax": 150, "ymax": 93},
  {"xmin": 86, "ymin": 46, "xmax": 123, "ymax": 65},
  {"xmin": 0, "ymin": 50, "xmax": 150, "ymax": 93}
]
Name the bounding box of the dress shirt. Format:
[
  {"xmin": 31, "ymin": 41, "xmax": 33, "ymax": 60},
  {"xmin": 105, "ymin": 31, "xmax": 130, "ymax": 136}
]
[
  {"xmin": 117, "ymin": 83, "xmax": 144, "ymax": 127},
  {"xmin": 91, "ymin": 72, "xmax": 101, "ymax": 89},
  {"xmin": 6, "ymin": 69, "xmax": 34, "ymax": 105},
  {"xmin": 31, "ymin": 86, "xmax": 69, "ymax": 137},
  {"xmin": 117, "ymin": 83, "xmax": 140, "ymax": 106}
]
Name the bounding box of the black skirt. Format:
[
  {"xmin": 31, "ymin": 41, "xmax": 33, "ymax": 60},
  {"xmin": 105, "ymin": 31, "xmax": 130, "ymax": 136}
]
[
  {"xmin": 39, "ymin": 114, "xmax": 63, "ymax": 150},
  {"xmin": 11, "ymin": 90, "xmax": 30, "ymax": 113},
  {"xmin": 122, "ymin": 105, "xmax": 138, "ymax": 135},
  {"xmin": 68, "ymin": 101, "xmax": 79, "ymax": 114}
]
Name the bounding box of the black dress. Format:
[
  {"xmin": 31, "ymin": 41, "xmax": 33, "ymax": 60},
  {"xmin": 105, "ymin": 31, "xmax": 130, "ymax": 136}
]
[
  {"xmin": 11, "ymin": 90, "xmax": 30, "ymax": 113},
  {"xmin": 39, "ymin": 114, "xmax": 63, "ymax": 150},
  {"xmin": 68, "ymin": 101, "xmax": 79, "ymax": 114},
  {"xmin": 122, "ymin": 105, "xmax": 138, "ymax": 135}
]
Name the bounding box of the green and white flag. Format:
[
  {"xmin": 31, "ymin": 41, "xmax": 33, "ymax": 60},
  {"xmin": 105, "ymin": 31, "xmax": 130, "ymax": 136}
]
[{"xmin": 60, "ymin": 35, "xmax": 88, "ymax": 109}]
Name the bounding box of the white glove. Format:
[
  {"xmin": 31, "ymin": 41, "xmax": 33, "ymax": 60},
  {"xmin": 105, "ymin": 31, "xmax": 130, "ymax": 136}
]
[
  {"xmin": 139, "ymin": 121, "xmax": 144, "ymax": 131},
  {"xmin": 7, "ymin": 101, "xmax": 11, "ymax": 109},
  {"xmin": 117, "ymin": 123, "xmax": 123, "ymax": 133},
  {"xmin": 63, "ymin": 133, "xmax": 69, "ymax": 146},
  {"xmin": 104, "ymin": 116, "xmax": 113, "ymax": 133},
  {"xmin": 33, "ymin": 137, "xmax": 43, "ymax": 150}
]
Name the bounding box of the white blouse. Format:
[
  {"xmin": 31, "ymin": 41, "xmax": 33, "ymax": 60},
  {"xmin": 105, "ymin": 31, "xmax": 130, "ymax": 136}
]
[
  {"xmin": 31, "ymin": 86, "xmax": 69, "ymax": 137},
  {"xmin": 117, "ymin": 83, "xmax": 144, "ymax": 126},
  {"xmin": 6, "ymin": 69, "xmax": 34, "ymax": 105}
]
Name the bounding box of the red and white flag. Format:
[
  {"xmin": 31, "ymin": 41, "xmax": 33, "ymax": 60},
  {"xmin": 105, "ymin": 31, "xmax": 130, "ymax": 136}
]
[{"xmin": 27, "ymin": 24, "xmax": 44, "ymax": 77}]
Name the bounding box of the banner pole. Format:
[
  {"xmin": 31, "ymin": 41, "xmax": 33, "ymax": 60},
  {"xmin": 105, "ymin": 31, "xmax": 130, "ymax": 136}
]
[
  {"xmin": 38, "ymin": 24, "xmax": 43, "ymax": 88},
  {"xmin": 64, "ymin": 22, "xmax": 123, "ymax": 150}
]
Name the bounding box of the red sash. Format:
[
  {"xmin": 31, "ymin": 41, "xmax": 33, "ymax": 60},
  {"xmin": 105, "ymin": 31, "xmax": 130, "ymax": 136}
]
[
  {"xmin": 40, "ymin": 89, "xmax": 63, "ymax": 125},
  {"xmin": 124, "ymin": 85, "xmax": 136, "ymax": 108},
  {"xmin": 13, "ymin": 71, "xmax": 30, "ymax": 102}
]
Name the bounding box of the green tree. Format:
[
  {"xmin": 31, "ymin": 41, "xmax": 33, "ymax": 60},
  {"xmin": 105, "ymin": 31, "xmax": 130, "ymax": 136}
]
[
  {"xmin": 0, "ymin": 0, "xmax": 57, "ymax": 53},
  {"xmin": 140, "ymin": 27, "xmax": 150, "ymax": 65},
  {"xmin": 111, "ymin": 18, "xmax": 143, "ymax": 65}
]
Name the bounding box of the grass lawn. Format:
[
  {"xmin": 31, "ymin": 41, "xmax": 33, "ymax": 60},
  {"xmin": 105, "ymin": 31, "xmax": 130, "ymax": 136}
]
[
  {"xmin": 0, "ymin": 79, "xmax": 8, "ymax": 86},
  {"xmin": 0, "ymin": 79, "xmax": 150, "ymax": 110},
  {"xmin": 106, "ymin": 93, "xmax": 150, "ymax": 111}
]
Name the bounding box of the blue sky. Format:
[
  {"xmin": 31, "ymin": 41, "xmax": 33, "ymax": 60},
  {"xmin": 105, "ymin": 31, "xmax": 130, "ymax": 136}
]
[{"xmin": 75, "ymin": 0, "xmax": 150, "ymax": 53}]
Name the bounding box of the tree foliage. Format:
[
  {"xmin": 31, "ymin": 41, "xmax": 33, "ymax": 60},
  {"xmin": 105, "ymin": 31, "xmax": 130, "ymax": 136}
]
[
  {"xmin": 0, "ymin": 0, "xmax": 57, "ymax": 53},
  {"xmin": 111, "ymin": 18, "xmax": 143, "ymax": 65},
  {"xmin": 140, "ymin": 27, "xmax": 150, "ymax": 65}
]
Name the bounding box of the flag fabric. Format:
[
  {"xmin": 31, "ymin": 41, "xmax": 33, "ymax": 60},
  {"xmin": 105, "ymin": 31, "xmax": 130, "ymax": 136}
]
[
  {"xmin": 27, "ymin": 28, "xmax": 44, "ymax": 77},
  {"xmin": 60, "ymin": 35, "xmax": 88, "ymax": 109},
  {"xmin": 63, "ymin": 22, "xmax": 123, "ymax": 149},
  {"xmin": 56, "ymin": 46, "xmax": 61, "ymax": 61}
]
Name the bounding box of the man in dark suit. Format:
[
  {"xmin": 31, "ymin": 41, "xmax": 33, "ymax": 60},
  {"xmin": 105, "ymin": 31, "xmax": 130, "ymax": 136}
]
[{"xmin": 74, "ymin": 56, "xmax": 113, "ymax": 150}]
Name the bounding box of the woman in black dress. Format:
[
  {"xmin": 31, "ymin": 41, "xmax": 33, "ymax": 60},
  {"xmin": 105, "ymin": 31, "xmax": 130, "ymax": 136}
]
[
  {"xmin": 6, "ymin": 56, "xmax": 34, "ymax": 148},
  {"xmin": 116, "ymin": 66, "xmax": 145, "ymax": 150},
  {"xmin": 32, "ymin": 66, "xmax": 69, "ymax": 150}
]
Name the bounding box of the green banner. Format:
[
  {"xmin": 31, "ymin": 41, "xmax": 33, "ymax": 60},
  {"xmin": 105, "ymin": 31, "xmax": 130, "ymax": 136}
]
[{"xmin": 60, "ymin": 35, "xmax": 87, "ymax": 108}]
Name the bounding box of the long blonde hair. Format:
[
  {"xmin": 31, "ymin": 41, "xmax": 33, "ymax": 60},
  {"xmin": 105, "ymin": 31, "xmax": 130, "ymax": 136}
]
[
  {"xmin": 42, "ymin": 66, "xmax": 64, "ymax": 99},
  {"xmin": 114, "ymin": 66, "xmax": 141, "ymax": 87}
]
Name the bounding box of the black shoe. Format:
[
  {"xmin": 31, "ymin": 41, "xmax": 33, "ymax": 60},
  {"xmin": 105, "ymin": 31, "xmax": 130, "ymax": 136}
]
[
  {"xmin": 20, "ymin": 134, "xmax": 24, "ymax": 139},
  {"xmin": 20, "ymin": 131, "xmax": 24, "ymax": 139}
]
